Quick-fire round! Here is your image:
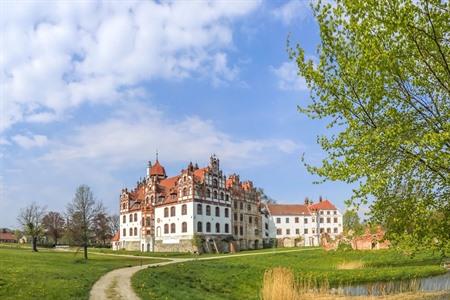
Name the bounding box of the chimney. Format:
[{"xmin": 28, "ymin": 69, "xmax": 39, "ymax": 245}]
[
  {"xmin": 319, "ymin": 195, "xmax": 323, "ymax": 202},
  {"xmin": 304, "ymin": 197, "xmax": 309, "ymax": 205},
  {"xmin": 147, "ymin": 161, "xmax": 152, "ymax": 177}
]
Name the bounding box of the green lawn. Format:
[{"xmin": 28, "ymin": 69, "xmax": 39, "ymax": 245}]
[
  {"xmin": 0, "ymin": 247, "xmax": 167, "ymax": 300},
  {"xmin": 132, "ymin": 249, "xmax": 447, "ymax": 300}
]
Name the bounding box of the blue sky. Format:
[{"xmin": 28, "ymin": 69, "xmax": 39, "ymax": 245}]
[{"xmin": 0, "ymin": 0, "xmax": 357, "ymax": 228}]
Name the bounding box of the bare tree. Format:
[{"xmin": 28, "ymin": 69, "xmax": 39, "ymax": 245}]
[
  {"xmin": 42, "ymin": 211, "xmax": 65, "ymax": 246},
  {"xmin": 109, "ymin": 214, "xmax": 120, "ymax": 236},
  {"xmin": 17, "ymin": 203, "xmax": 46, "ymax": 252},
  {"xmin": 257, "ymin": 188, "xmax": 277, "ymax": 204},
  {"xmin": 93, "ymin": 211, "xmax": 111, "ymax": 246},
  {"xmin": 66, "ymin": 185, "xmax": 103, "ymax": 260}
]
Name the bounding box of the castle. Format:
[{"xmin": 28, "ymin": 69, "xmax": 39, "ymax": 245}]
[{"xmin": 113, "ymin": 155, "xmax": 342, "ymax": 253}]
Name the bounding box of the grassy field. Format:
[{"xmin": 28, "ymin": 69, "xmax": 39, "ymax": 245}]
[
  {"xmin": 0, "ymin": 247, "xmax": 167, "ymax": 300},
  {"xmin": 132, "ymin": 249, "xmax": 447, "ymax": 300}
]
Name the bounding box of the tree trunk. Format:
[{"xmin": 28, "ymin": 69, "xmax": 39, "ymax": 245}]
[
  {"xmin": 32, "ymin": 236, "xmax": 38, "ymax": 252},
  {"xmin": 84, "ymin": 244, "xmax": 88, "ymax": 260}
]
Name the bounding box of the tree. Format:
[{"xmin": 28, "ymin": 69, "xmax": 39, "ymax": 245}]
[
  {"xmin": 66, "ymin": 185, "xmax": 103, "ymax": 259},
  {"xmin": 257, "ymin": 188, "xmax": 277, "ymax": 204},
  {"xmin": 42, "ymin": 211, "xmax": 65, "ymax": 246},
  {"xmin": 93, "ymin": 212, "xmax": 112, "ymax": 246},
  {"xmin": 343, "ymin": 210, "xmax": 363, "ymax": 236},
  {"xmin": 292, "ymin": 0, "xmax": 449, "ymax": 253},
  {"xmin": 109, "ymin": 214, "xmax": 120, "ymax": 236},
  {"xmin": 17, "ymin": 203, "xmax": 46, "ymax": 252}
]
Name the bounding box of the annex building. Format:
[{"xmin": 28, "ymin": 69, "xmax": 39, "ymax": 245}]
[{"xmin": 112, "ymin": 155, "xmax": 342, "ymax": 253}]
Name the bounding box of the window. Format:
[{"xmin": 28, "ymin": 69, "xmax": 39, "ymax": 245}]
[
  {"xmin": 206, "ymin": 205, "xmax": 211, "ymax": 216},
  {"xmin": 213, "ymin": 190, "xmax": 218, "ymax": 199},
  {"xmin": 247, "ymin": 204, "xmax": 251, "ymax": 211},
  {"xmin": 320, "ymin": 211, "xmax": 324, "ymax": 215},
  {"xmin": 171, "ymin": 223, "xmax": 176, "ymax": 233},
  {"xmin": 327, "ymin": 211, "xmax": 330, "ymax": 215},
  {"xmin": 206, "ymin": 189, "xmax": 211, "ymax": 198},
  {"xmin": 234, "ymin": 201, "xmax": 237, "ymax": 209},
  {"xmin": 285, "ymin": 218, "xmax": 289, "ymax": 223},
  {"xmin": 156, "ymin": 226, "xmax": 161, "ymax": 237},
  {"xmin": 240, "ymin": 202, "xmax": 243, "ymax": 209},
  {"xmin": 134, "ymin": 227, "xmax": 137, "ymax": 236},
  {"xmin": 312, "ymin": 228, "xmax": 316, "ymax": 234},
  {"xmin": 304, "ymin": 218, "xmax": 308, "ymax": 224},
  {"xmin": 129, "ymin": 228, "xmax": 133, "ymax": 236},
  {"xmin": 170, "ymin": 206, "xmax": 175, "ymax": 217},
  {"xmin": 215, "ymin": 223, "xmax": 220, "ymax": 233},
  {"xmin": 327, "ymin": 217, "xmax": 331, "ymax": 223},
  {"xmin": 240, "ymin": 214, "xmax": 243, "ymax": 222},
  {"xmin": 220, "ymin": 192, "xmax": 224, "ymax": 200},
  {"xmin": 197, "ymin": 222, "xmax": 203, "ymax": 232},
  {"xmin": 276, "ymin": 217, "xmax": 281, "ymax": 224},
  {"xmin": 225, "ymin": 224, "xmax": 229, "ymax": 233},
  {"xmin": 239, "ymin": 226, "xmax": 243, "ymax": 235},
  {"xmin": 212, "ymin": 179, "xmax": 218, "ymax": 187},
  {"xmin": 334, "ymin": 217, "xmax": 338, "ymax": 223},
  {"xmin": 234, "ymin": 213, "xmax": 237, "ymax": 220},
  {"xmin": 206, "ymin": 222, "xmax": 211, "ymax": 233},
  {"xmin": 123, "ymin": 215, "xmax": 126, "ymax": 223},
  {"xmin": 183, "ymin": 188, "xmax": 187, "ymax": 197},
  {"xmin": 304, "ymin": 228, "xmax": 308, "ymax": 234},
  {"xmin": 182, "ymin": 204, "xmax": 187, "ymax": 215},
  {"xmin": 312, "ymin": 217, "xmax": 316, "ymax": 222},
  {"xmin": 265, "ymin": 223, "xmax": 268, "ymax": 230},
  {"xmin": 134, "ymin": 213, "xmax": 137, "ymax": 222},
  {"xmin": 276, "ymin": 228, "xmax": 282, "ymax": 235},
  {"xmin": 333, "ymin": 227, "xmax": 338, "ymax": 233},
  {"xmin": 286, "ymin": 229, "xmax": 290, "ymax": 235},
  {"xmin": 197, "ymin": 204, "xmax": 202, "ymax": 215},
  {"xmin": 215, "ymin": 207, "xmax": 220, "ymax": 217},
  {"xmin": 123, "ymin": 228, "xmax": 126, "ymax": 237},
  {"xmin": 295, "ymin": 217, "xmax": 299, "ymax": 223},
  {"xmin": 320, "ymin": 218, "xmax": 324, "ymax": 223},
  {"xmin": 234, "ymin": 226, "xmax": 238, "ymax": 235},
  {"xmin": 182, "ymin": 222, "xmax": 187, "ymax": 233},
  {"xmin": 327, "ymin": 228, "xmax": 331, "ymax": 233},
  {"xmin": 225, "ymin": 208, "xmax": 229, "ymax": 218},
  {"xmin": 320, "ymin": 228, "xmax": 324, "ymax": 233},
  {"xmin": 249, "ymin": 216, "xmax": 252, "ymax": 224},
  {"xmin": 334, "ymin": 210, "xmax": 337, "ymax": 215},
  {"xmin": 129, "ymin": 214, "xmax": 132, "ymax": 222},
  {"xmin": 164, "ymin": 224, "xmax": 169, "ymax": 234},
  {"xmin": 164, "ymin": 207, "xmax": 169, "ymax": 218},
  {"xmin": 226, "ymin": 194, "xmax": 229, "ymax": 201},
  {"xmin": 295, "ymin": 229, "xmax": 300, "ymax": 235}
]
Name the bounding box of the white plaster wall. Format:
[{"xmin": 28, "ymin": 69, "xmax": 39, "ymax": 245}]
[{"xmin": 119, "ymin": 211, "xmax": 142, "ymax": 242}]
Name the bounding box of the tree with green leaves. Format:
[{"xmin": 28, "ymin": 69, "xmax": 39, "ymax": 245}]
[
  {"xmin": 17, "ymin": 203, "xmax": 46, "ymax": 252},
  {"xmin": 343, "ymin": 210, "xmax": 363, "ymax": 236},
  {"xmin": 292, "ymin": 0, "xmax": 449, "ymax": 254}
]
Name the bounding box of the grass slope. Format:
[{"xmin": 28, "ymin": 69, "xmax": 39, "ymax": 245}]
[
  {"xmin": 0, "ymin": 247, "xmax": 166, "ymax": 300},
  {"xmin": 132, "ymin": 249, "xmax": 446, "ymax": 300}
]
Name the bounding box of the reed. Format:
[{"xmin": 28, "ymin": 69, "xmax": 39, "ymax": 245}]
[{"xmin": 336, "ymin": 260, "xmax": 365, "ymax": 270}]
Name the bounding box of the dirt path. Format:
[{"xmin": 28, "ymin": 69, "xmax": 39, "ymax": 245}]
[{"xmin": 89, "ymin": 248, "xmax": 314, "ymax": 300}]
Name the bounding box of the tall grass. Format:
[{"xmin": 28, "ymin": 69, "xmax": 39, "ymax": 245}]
[{"xmin": 261, "ymin": 267, "xmax": 301, "ymax": 300}]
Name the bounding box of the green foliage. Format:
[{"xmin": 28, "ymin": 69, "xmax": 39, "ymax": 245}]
[
  {"xmin": 291, "ymin": 0, "xmax": 450, "ymax": 253},
  {"xmin": 336, "ymin": 240, "xmax": 353, "ymax": 252},
  {"xmin": 0, "ymin": 247, "xmax": 165, "ymax": 300},
  {"xmin": 132, "ymin": 249, "xmax": 446, "ymax": 300},
  {"xmin": 343, "ymin": 210, "xmax": 364, "ymax": 236}
]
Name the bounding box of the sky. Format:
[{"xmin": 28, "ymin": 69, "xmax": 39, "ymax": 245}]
[{"xmin": 0, "ymin": 0, "xmax": 357, "ymax": 228}]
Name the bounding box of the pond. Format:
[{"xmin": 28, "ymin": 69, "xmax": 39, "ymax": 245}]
[{"xmin": 331, "ymin": 272, "xmax": 450, "ymax": 298}]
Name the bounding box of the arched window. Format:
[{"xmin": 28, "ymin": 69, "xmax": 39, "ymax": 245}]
[
  {"xmin": 220, "ymin": 192, "xmax": 224, "ymax": 200},
  {"xmin": 215, "ymin": 206, "xmax": 220, "ymax": 217},
  {"xmin": 134, "ymin": 227, "xmax": 137, "ymax": 236},
  {"xmin": 216, "ymin": 223, "xmax": 220, "ymax": 233},
  {"xmin": 164, "ymin": 207, "xmax": 169, "ymax": 217},
  {"xmin": 197, "ymin": 204, "xmax": 202, "ymax": 215},
  {"xmin": 156, "ymin": 226, "xmax": 161, "ymax": 237},
  {"xmin": 212, "ymin": 178, "xmax": 218, "ymax": 187},
  {"xmin": 182, "ymin": 222, "xmax": 187, "ymax": 233},
  {"xmin": 150, "ymin": 195, "xmax": 154, "ymax": 202},
  {"xmin": 171, "ymin": 223, "xmax": 176, "ymax": 233},
  {"xmin": 206, "ymin": 222, "xmax": 211, "ymax": 233},
  {"xmin": 183, "ymin": 188, "xmax": 187, "ymax": 196},
  {"xmin": 197, "ymin": 221, "xmax": 203, "ymax": 232},
  {"xmin": 129, "ymin": 228, "xmax": 133, "ymax": 236},
  {"xmin": 181, "ymin": 204, "xmax": 187, "ymax": 215},
  {"xmin": 134, "ymin": 213, "xmax": 137, "ymax": 222},
  {"xmin": 224, "ymin": 208, "xmax": 229, "ymax": 218},
  {"xmin": 206, "ymin": 205, "xmax": 211, "ymax": 216},
  {"xmin": 170, "ymin": 206, "xmax": 175, "ymax": 217},
  {"xmin": 129, "ymin": 214, "xmax": 132, "ymax": 222},
  {"xmin": 164, "ymin": 224, "xmax": 169, "ymax": 234},
  {"xmin": 122, "ymin": 215, "xmax": 126, "ymax": 223},
  {"xmin": 225, "ymin": 224, "xmax": 229, "ymax": 233},
  {"xmin": 225, "ymin": 194, "xmax": 229, "ymax": 201},
  {"xmin": 123, "ymin": 228, "xmax": 126, "ymax": 237},
  {"xmin": 206, "ymin": 189, "xmax": 211, "ymax": 198},
  {"xmin": 213, "ymin": 190, "xmax": 217, "ymax": 199}
]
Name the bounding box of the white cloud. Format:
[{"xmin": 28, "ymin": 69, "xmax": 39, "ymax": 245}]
[
  {"xmin": 1, "ymin": 1, "xmax": 261, "ymax": 132},
  {"xmin": 42, "ymin": 102, "xmax": 299, "ymax": 169},
  {"xmin": 273, "ymin": 0, "xmax": 309, "ymax": 25},
  {"xmin": 11, "ymin": 134, "xmax": 48, "ymax": 149},
  {"xmin": 271, "ymin": 62, "xmax": 308, "ymax": 91}
]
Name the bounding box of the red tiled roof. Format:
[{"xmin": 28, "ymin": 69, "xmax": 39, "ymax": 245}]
[
  {"xmin": 150, "ymin": 160, "xmax": 166, "ymax": 176},
  {"xmin": 111, "ymin": 231, "xmax": 120, "ymax": 241},
  {"xmin": 160, "ymin": 175, "xmax": 179, "ymax": 190},
  {"xmin": 193, "ymin": 167, "xmax": 208, "ymax": 181},
  {"xmin": 0, "ymin": 232, "xmax": 16, "ymax": 241},
  {"xmin": 267, "ymin": 204, "xmax": 311, "ymax": 216},
  {"xmin": 308, "ymin": 200, "xmax": 337, "ymax": 211}
]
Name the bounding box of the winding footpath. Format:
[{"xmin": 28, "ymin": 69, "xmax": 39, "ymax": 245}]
[{"xmin": 89, "ymin": 248, "xmax": 313, "ymax": 300}]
